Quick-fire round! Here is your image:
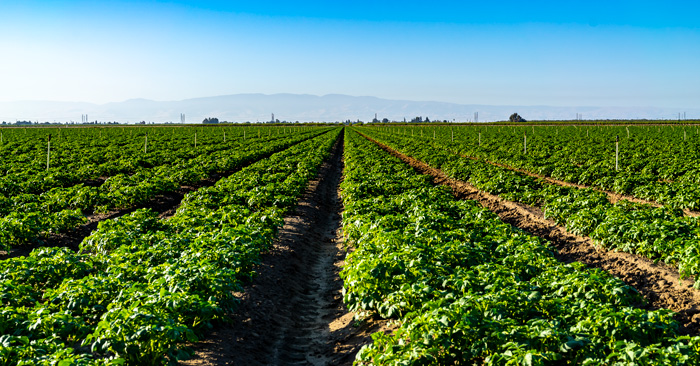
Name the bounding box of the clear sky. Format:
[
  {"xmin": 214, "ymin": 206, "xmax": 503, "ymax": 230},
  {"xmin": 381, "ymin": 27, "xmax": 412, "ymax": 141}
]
[{"xmin": 1, "ymin": 0, "xmax": 699, "ymax": 108}]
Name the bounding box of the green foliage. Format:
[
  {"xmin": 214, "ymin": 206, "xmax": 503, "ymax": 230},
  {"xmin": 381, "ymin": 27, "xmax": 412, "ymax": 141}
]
[
  {"xmin": 341, "ymin": 128, "xmax": 700, "ymax": 365},
  {"xmin": 360, "ymin": 126, "xmax": 700, "ymax": 288},
  {"xmin": 0, "ymin": 127, "xmax": 342, "ymax": 364},
  {"xmin": 0, "ymin": 126, "xmax": 328, "ymax": 251}
]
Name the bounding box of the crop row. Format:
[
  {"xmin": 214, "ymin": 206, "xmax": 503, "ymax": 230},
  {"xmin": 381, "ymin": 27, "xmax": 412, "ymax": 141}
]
[
  {"xmin": 0, "ymin": 127, "xmax": 341, "ymax": 365},
  {"xmin": 0, "ymin": 126, "xmax": 312, "ymax": 197},
  {"xmin": 359, "ymin": 127, "xmax": 700, "ymax": 288},
  {"xmin": 377, "ymin": 124, "xmax": 700, "ymax": 210},
  {"xmin": 341, "ymin": 128, "xmax": 700, "ymax": 365},
  {"xmin": 0, "ymin": 128, "xmax": 330, "ymax": 251}
]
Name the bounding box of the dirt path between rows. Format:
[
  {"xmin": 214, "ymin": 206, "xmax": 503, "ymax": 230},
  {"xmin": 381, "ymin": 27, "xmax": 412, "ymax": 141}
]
[
  {"xmin": 180, "ymin": 136, "xmax": 392, "ymax": 366},
  {"xmin": 361, "ymin": 132, "xmax": 700, "ymax": 335}
]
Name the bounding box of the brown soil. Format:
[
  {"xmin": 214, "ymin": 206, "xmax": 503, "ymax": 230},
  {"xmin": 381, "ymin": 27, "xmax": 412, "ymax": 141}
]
[
  {"xmin": 180, "ymin": 136, "xmax": 394, "ymax": 366},
  {"xmin": 361, "ymin": 132, "xmax": 700, "ymax": 335},
  {"xmin": 83, "ymin": 177, "xmax": 107, "ymax": 187}
]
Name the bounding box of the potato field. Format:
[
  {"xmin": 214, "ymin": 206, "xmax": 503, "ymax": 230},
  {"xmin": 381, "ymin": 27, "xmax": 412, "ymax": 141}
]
[{"xmin": 2, "ymin": 124, "xmax": 700, "ymax": 365}]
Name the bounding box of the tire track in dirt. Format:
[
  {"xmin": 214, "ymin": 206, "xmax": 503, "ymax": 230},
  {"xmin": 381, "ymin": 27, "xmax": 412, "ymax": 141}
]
[
  {"xmin": 180, "ymin": 134, "xmax": 393, "ymax": 366},
  {"xmin": 361, "ymin": 132, "xmax": 700, "ymax": 335}
]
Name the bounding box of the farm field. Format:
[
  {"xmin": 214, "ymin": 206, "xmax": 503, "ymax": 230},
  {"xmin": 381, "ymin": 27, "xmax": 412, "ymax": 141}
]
[
  {"xmin": 358, "ymin": 125, "xmax": 700, "ymax": 288},
  {"xmin": 0, "ymin": 125, "xmax": 326, "ymax": 255},
  {"xmin": 3, "ymin": 124, "xmax": 700, "ymax": 365}
]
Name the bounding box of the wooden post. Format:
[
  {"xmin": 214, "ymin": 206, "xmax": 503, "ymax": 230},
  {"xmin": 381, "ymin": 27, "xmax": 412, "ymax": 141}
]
[
  {"xmin": 684, "ymin": 129, "xmax": 687, "ymax": 141},
  {"xmin": 478, "ymin": 132, "xmax": 481, "ymax": 146},
  {"xmin": 224, "ymin": 131, "xmax": 226, "ymax": 142},
  {"xmin": 615, "ymin": 135, "xmax": 620, "ymax": 171},
  {"xmin": 626, "ymin": 126, "xmax": 629, "ymax": 138},
  {"xmin": 144, "ymin": 133, "xmax": 148, "ymax": 154},
  {"xmin": 433, "ymin": 129, "xmax": 436, "ymax": 139},
  {"xmin": 195, "ymin": 133, "xmax": 197, "ymax": 148},
  {"xmin": 524, "ymin": 131, "xmax": 527, "ymax": 154},
  {"xmin": 451, "ymin": 128, "xmax": 454, "ymax": 142},
  {"xmin": 46, "ymin": 134, "xmax": 51, "ymax": 170}
]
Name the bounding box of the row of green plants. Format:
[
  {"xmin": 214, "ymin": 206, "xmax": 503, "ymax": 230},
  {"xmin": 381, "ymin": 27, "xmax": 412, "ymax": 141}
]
[
  {"xmin": 374, "ymin": 125, "xmax": 700, "ymax": 210},
  {"xmin": 0, "ymin": 127, "xmax": 342, "ymax": 365},
  {"xmin": 0, "ymin": 125, "xmax": 313, "ymax": 196},
  {"xmin": 341, "ymin": 128, "xmax": 700, "ymax": 365},
  {"xmin": 0, "ymin": 128, "xmax": 330, "ymax": 251},
  {"xmin": 359, "ymin": 127, "xmax": 700, "ymax": 288}
]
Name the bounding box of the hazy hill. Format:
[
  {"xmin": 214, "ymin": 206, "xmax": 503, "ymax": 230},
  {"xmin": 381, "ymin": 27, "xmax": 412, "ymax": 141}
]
[{"xmin": 0, "ymin": 94, "xmax": 696, "ymax": 123}]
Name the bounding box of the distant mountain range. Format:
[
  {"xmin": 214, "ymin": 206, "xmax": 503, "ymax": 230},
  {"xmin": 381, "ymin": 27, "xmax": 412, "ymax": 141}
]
[{"xmin": 0, "ymin": 94, "xmax": 697, "ymax": 123}]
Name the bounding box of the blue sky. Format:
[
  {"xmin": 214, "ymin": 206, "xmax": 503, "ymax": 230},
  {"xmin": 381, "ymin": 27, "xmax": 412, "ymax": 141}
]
[{"xmin": 1, "ymin": 1, "xmax": 698, "ymax": 108}]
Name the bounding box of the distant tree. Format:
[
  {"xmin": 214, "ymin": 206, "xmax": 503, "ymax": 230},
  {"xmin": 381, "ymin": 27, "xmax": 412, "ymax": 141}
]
[
  {"xmin": 509, "ymin": 113, "xmax": 526, "ymax": 122},
  {"xmin": 381, "ymin": 118, "xmax": 389, "ymax": 123},
  {"xmin": 425, "ymin": 117, "xmax": 430, "ymax": 123},
  {"xmin": 202, "ymin": 117, "xmax": 219, "ymax": 124}
]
